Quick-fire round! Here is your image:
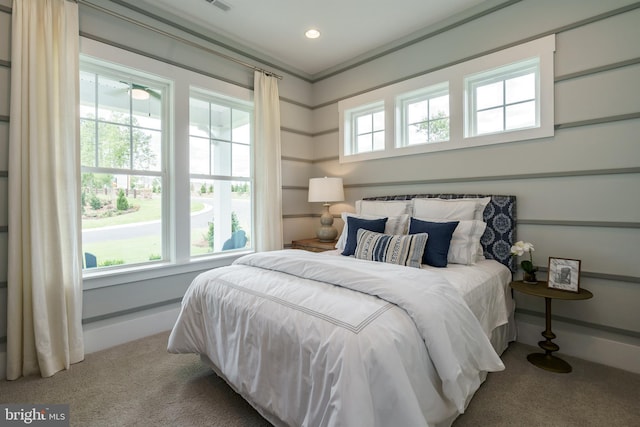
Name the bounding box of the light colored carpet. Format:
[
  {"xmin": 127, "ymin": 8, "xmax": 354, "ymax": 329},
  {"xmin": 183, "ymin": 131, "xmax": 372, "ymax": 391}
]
[{"xmin": 1, "ymin": 331, "xmax": 638, "ymax": 426}]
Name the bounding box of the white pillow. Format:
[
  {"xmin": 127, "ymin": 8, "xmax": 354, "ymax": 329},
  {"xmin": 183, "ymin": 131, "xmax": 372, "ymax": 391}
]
[
  {"xmin": 459, "ymin": 197, "xmax": 491, "ymax": 220},
  {"xmin": 415, "ymin": 217, "xmax": 487, "ymax": 265},
  {"xmin": 356, "ymin": 200, "xmax": 412, "ymax": 216},
  {"xmin": 449, "ymin": 220, "xmax": 486, "ymax": 265},
  {"xmin": 335, "ymin": 212, "xmax": 410, "ymax": 250},
  {"xmin": 412, "ymin": 197, "xmax": 491, "ymax": 221},
  {"xmin": 412, "ymin": 198, "xmax": 476, "ymax": 220}
]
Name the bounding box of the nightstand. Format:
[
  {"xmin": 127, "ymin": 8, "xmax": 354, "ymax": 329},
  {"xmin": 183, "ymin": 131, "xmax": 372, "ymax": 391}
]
[
  {"xmin": 510, "ymin": 280, "xmax": 593, "ymax": 373},
  {"xmin": 291, "ymin": 238, "xmax": 336, "ymax": 253}
]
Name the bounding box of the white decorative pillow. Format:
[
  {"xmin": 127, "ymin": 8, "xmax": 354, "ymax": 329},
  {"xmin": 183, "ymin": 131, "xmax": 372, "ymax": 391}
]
[
  {"xmin": 412, "ymin": 198, "xmax": 476, "ymax": 221},
  {"xmin": 354, "ymin": 229, "xmax": 428, "ymax": 268},
  {"xmin": 356, "ymin": 200, "xmax": 412, "ymax": 216},
  {"xmin": 412, "ymin": 197, "xmax": 491, "ymax": 221},
  {"xmin": 336, "ymin": 212, "xmax": 410, "ymax": 250},
  {"xmin": 453, "ymin": 197, "xmax": 491, "ymax": 220},
  {"xmin": 448, "ymin": 220, "xmax": 486, "ymax": 265},
  {"xmin": 414, "ymin": 218, "xmax": 487, "ymax": 265}
]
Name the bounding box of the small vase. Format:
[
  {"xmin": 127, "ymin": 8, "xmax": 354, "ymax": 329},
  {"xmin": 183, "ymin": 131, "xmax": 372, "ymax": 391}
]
[{"xmin": 523, "ymin": 272, "xmax": 538, "ymax": 284}]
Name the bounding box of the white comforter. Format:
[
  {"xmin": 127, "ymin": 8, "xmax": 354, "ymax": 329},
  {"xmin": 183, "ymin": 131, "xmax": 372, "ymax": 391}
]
[{"xmin": 168, "ymin": 250, "xmax": 505, "ymax": 427}]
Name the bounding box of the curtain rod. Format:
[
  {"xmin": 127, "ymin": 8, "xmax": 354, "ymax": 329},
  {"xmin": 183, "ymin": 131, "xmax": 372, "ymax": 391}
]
[{"xmin": 77, "ymin": 0, "xmax": 283, "ymax": 80}]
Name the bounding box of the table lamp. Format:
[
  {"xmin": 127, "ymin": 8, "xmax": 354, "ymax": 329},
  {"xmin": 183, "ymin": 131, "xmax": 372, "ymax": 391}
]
[{"xmin": 308, "ymin": 177, "xmax": 344, "ymax": 242}]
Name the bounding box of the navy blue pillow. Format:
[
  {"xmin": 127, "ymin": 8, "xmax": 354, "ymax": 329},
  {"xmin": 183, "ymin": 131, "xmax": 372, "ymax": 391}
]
[
  {"xmin": 409, "ymin": 218, "xmax": 459, "ymax": 267},
  {"xmin": 341, "ymin": 216, "xmax": 388, "ymax": 256}
]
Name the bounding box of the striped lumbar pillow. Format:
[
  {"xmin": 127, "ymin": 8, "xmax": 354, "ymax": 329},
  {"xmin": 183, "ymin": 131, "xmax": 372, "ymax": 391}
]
[{"xmin": 354, "ymin": 229, "xmax": 428, "ymax": 268}]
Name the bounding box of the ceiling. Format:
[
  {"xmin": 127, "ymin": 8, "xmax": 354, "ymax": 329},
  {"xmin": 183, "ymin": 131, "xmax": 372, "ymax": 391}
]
[{"xmin": 128, "ymin": 0, "xmax": 493, "ymax": 78}]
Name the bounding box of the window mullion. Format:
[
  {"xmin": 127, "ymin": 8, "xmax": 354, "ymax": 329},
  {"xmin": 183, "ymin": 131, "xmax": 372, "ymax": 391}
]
[
  {"xmin": 128, "ymin": 83, "xmax": 134, "ymax": 171},
  {"xmin": 93, "ymin": 75, "xmax": 99, "ymax": 167},
  {"xmin": 230, "ymin": 109, "xmax": 234, "ymax": 176},
  {"xmin": 208, "ymin": 103, "xmax": 213, "ymax": 176},
  {"xmin": 426, "ymin": 100, "xmax": 431, "ymax": 142},
  {"xmin": 369, "ymin": 114, "xmax": 374, "ymax": 152},
  {"xmin": 502, "ymin": 80, "xmax": 507, "ymax": 132}
]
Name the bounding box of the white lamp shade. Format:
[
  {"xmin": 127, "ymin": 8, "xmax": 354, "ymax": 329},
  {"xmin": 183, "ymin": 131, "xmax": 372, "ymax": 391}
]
[{"xmin": 308, "ymin": 177, "xmax": 344, "ymax": 203}]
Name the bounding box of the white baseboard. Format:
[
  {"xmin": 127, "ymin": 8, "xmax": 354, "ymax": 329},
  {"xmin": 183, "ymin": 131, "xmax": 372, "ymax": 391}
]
[
  {"xmin": 0, "ymin": 305, "xmax": 181, "ymax": 380},
  {"xmin": 515, "ymin": 316, "xmax": 640, "ymax": 374}
]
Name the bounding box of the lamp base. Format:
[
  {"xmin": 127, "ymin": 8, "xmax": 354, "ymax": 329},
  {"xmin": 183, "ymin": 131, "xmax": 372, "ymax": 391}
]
[
  {"xmin": 316, "ymin": 203, "xmax": 338, "ymax": 242},
  {"xmin": 316, "ymin": 228, "xmax": 338, "ymax": 242}
]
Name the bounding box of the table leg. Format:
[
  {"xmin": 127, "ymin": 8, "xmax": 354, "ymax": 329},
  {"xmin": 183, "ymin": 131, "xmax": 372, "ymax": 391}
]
[{"xmin": 526, "ymin": 297, "xmax": 572, "ymax": 373}]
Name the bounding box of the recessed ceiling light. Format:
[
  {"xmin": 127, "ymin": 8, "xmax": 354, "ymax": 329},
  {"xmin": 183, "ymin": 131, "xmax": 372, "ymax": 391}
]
[{"xmin": 305, "ymin": 29, "xmax": 320, "ymax": 39}]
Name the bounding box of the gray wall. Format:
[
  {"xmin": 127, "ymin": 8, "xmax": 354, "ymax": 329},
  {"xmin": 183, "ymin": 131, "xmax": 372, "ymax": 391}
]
[
  {"xmin": 0, "ymin": 0, "xmax": 317, "ymax": 354},
  {"xmin": 1, "ymin": 0, "xmax": 639, "ymax": 372},
  {"xmin": 305, "ymin": 0, "xmax": 640, "ymax": 372}
]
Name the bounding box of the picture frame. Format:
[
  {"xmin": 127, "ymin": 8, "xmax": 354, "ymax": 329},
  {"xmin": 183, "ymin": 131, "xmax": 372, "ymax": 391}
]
[{"xmin": 547, "ymin": 257, "xmax": 581, "ymax": 293}]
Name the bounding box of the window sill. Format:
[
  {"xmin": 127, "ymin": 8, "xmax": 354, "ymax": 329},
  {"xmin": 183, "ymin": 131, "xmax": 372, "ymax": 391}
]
[{"xmin": 82, "ymin": 250, "xmax": 254, "ymax": 290}]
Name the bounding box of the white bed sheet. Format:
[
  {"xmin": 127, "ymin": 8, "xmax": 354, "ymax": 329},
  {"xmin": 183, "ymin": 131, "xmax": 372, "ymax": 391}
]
[{"xmin": 168, "ymin": 250, "xmax": 513, "ymax": 427}]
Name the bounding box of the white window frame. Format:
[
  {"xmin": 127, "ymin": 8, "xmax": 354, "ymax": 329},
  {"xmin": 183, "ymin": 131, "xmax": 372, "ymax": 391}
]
[
  {"xmin": 338, "ymin": 34, "xmax": 555, "ymax": 163},
  {"xmin": 79, "ymin": 58, "xmax": 171, "ymax": 269},
  {"xmin": 80, "ymin": 38, "xmax": 254, "ymax": 290},
  {"xmin": 465, "ymin": 58, "xmax": 539, "ymax": 137},
  {"xmin": 188, "ymin": 89, "xmax": 254, "ymax": 256},
  {"xmin": 346, "ymin": 102, "xmax": 385, "ymax": 156},
  {"xmin": 397, "ymin": 82, "xmax": 450, "ymax": 147}
]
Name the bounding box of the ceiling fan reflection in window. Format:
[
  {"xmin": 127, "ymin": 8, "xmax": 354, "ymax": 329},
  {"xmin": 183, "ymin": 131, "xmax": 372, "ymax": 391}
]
[{"xmin": 120, "ymin": 81, "xmax": 161, "ymax": 101}]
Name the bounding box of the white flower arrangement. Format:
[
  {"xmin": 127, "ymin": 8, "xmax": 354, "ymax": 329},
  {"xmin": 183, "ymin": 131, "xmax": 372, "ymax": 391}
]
[{"xmin": 510, "ymin": 241, "xmax": 536, "ymax": 274}]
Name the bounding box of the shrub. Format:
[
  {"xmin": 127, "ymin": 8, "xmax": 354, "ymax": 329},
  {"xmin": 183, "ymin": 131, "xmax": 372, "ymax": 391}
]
[
  {"xmin": 206, "ymin": 221, "xmax": 214, "ymax": 250},
  {"xmin": 90, "ymin": 194, "xmax": 102, "ymax": 210},
  {"xmin": 116, "ymin": 189, "xmax": 129, "ymax": 211},
  {"xmin": 231, "ymin": 211, "xmax": 240, "ymax": 232}
]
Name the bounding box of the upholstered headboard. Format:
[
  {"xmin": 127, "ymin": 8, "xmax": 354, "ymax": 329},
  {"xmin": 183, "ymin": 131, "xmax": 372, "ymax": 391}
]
[{"xmin": 363, "ymin": 194, "xmax": 517, "ymax": 272}]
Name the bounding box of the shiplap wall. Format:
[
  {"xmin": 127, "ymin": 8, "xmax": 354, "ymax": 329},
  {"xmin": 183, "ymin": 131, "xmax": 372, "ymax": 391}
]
[
  {"xmin": 1, "ymin": 0, "xmax": 638, "ymax": 375},
  {"xmin": 0, "ymin": 0, "xmax": 317, "ymax": 370},
  {"xmin": 306, "ymin": 0, "xmax": 640, "ymax": 373}
]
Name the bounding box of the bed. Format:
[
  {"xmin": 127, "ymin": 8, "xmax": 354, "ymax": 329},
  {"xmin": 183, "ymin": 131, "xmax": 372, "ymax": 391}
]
[{"xmin": 168, "ymin": 194, "xmax": 517, "ymax": 427}]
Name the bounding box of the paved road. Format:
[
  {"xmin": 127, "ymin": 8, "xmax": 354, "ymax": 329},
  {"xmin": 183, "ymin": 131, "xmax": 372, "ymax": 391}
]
[{"xmin": 82, "ymin": 198, "xmax": 250, "ymax": 243}]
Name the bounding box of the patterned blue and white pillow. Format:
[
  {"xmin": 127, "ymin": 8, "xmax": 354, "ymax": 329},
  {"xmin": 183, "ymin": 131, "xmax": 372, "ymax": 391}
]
[{"xmin": 354, "ymin": 229, "xmax": 428, "ymax": 268}]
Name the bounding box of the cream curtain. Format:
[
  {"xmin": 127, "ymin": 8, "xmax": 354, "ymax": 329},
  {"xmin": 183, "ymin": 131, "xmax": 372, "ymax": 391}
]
[
  {"xmin": 7, "ymin": 0, "xmax": 84, "ymax": 380},
  {"xmin": 253, "ymin": 71, "xmax": 283, "ymax": 251}
]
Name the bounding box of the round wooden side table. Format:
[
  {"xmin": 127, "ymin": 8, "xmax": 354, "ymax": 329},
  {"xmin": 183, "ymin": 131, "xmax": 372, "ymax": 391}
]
[{"xmin": 510, "ymin": 280, "xmax": 593, "ymax": 373}]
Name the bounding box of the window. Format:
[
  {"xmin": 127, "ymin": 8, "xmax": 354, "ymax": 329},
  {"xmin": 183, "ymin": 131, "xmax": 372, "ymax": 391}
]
[
  {"xmin": 80, "ymin": 61, "xmax": 168, "ymax": 269},
  {"xmin": 79, "ymin": 38, "xmax": 255, "ymax": 283},
  {"xmin": 465, "ymin": 58, "xmax": 538, "ymax": 137},
  {"xmin": 355, "ymin": 109, "xmax": 385, "ymax": 153},
  {"xmin": 398, "ymin": 83, "xmax": 449, "ymax": 146},
  {"xmin": 189, "ymin": 93, "xmax": 253, "ymax": 256},
  {"xmin": 339, "ymin": 35, "xmax": 555, "ymax": 163},
  {"xmin": 343, "ymin": 102, "xmax": 385, "ymax": 156}
]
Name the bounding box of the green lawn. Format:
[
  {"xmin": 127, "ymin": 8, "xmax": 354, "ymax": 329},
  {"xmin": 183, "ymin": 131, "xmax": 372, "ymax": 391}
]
[
  {"xmin": 83, "ymin": 229, "xmax": 213, "ymax": 266},
  {"xmin": 83, "ymin": 235, "xmax": 162, "ymax": 265},
  {"xmin": 82, "ymin": 197, "xmax": 204, "ymax": 229},
  {"xmin": 82, "ymin": 196, "xmax": 206, "ymax": 266}
]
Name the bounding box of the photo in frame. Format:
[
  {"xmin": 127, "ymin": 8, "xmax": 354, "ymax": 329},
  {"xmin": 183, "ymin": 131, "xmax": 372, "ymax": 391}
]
[{"xmin": 548, "ymin": 257, "xmax": 581, "ymax": 293}]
